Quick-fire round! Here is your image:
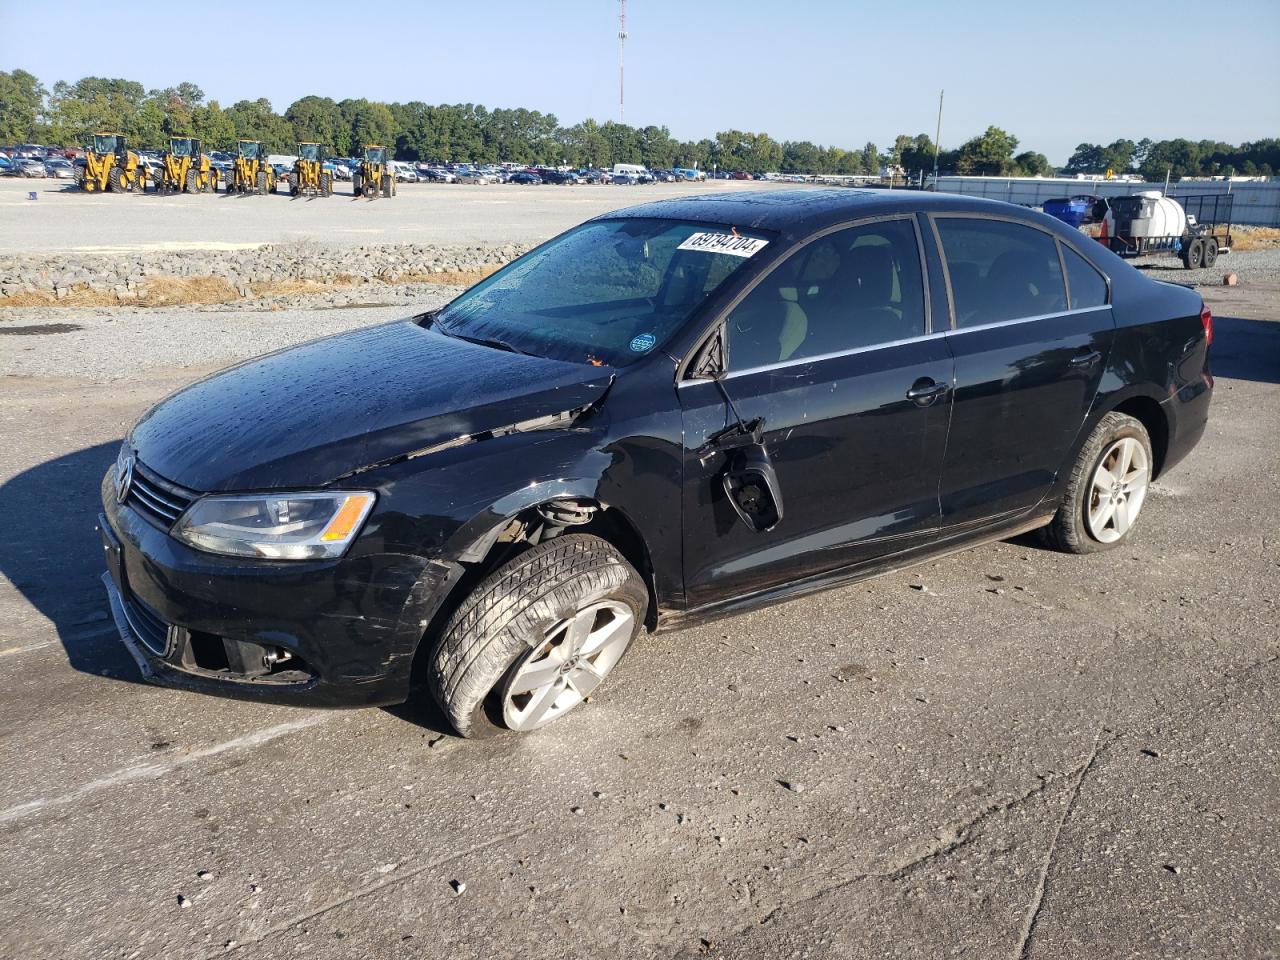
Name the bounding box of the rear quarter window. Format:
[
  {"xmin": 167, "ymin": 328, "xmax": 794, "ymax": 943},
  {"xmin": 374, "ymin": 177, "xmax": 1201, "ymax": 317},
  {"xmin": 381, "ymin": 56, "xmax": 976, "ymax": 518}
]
[{"xmin": 1061, "ymin": 243, "xmax": 1109, "ymax": 309}]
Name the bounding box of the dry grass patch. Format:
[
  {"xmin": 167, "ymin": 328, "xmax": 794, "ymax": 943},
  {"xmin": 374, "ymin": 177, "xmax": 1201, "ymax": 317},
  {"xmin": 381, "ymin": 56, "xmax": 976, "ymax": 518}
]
[
  {"xmin": 1230, "ymin": 227, "xmax": 1280, "ymax": 251},
  {"xmin": 398, "ymin": 265, "xmax": 503, "ymax": 287},
  {"xmin": 1, "ymin": 276, "xmax": 238, "ymax": 308}
]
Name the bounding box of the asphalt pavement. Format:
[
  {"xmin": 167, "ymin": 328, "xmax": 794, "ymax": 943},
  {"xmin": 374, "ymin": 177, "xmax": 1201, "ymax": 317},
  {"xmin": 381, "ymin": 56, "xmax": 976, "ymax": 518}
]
[{"xmin": 0, "ymin": 284, "xmax": 1277, "ymax": 959}]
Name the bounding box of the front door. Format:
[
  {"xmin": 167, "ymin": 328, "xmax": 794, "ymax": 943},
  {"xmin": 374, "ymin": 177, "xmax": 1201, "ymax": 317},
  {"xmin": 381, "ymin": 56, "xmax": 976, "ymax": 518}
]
[
  {"xmin": 932, "ymin": 216, "xmax": 1115, "ymax": 530},
  {"xmin": 679, "ymin": 216, "xmax": 952, "ymax": 608}
]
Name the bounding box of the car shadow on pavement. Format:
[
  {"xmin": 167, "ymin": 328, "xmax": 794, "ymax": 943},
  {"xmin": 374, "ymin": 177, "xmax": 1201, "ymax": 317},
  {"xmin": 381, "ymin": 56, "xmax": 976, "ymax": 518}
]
[
  {"xmin": 0, "ymin": 440, "xmax": 146, "ymax": 683},
  {"xmin": 1210, "ymin": 315, "xmax": 1280, "ymax": 385}
]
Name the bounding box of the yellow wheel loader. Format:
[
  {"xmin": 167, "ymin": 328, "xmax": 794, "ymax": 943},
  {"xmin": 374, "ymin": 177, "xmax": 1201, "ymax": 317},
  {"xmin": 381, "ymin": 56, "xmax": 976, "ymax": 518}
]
[
  {"xmin": 76, "ymin": 133, "xmax": 146, "ymax": 193},
  {"xmin": 228, "ymin": 140, "xmax": 275, "ymax": 195},
  {"xmin": 288, "ymin": 142, "xmax": 333, "ymax": 198},
  {"xmin": 155, "ymin": 138, "xmax": 218, "ymax": 195},
  {"xmin": 352, "ymin": 145, "xmax": 395, "ymax": 199}
]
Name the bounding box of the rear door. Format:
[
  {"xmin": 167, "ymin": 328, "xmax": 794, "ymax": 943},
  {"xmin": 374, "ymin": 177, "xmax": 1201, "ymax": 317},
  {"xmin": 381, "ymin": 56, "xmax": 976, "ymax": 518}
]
[
  {"xmin": 932, "ymin": 215, "xmax": 1115, "ymax": 530},
  {"xmin": 678, "ymin": 215, "xmax": 952, "ymax": 607}
]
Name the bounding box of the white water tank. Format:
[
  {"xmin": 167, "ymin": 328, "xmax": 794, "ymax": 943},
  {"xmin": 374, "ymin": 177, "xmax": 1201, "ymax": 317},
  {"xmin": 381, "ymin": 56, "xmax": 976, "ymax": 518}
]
[{"xmin": 1104, "ymin": 192, "xmax": 1187, "ymax": 239}]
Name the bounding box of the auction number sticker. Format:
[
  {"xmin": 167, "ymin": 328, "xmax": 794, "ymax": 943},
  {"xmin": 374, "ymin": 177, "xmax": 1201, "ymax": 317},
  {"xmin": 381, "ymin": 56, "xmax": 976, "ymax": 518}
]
[{"xmin": 677, "ymin": 232, "xmax": 769, "ymax": 257}]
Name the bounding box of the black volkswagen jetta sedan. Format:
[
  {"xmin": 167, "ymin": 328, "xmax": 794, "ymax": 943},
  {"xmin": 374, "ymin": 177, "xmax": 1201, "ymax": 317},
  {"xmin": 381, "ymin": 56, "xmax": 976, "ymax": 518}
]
[{"xmin": 100, "ymin": 190, "xmax": 1212, "ymax": 736}]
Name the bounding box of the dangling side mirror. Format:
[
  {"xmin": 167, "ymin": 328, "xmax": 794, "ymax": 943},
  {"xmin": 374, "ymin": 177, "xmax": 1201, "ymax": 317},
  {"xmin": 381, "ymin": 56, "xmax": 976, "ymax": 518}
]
[{"xmin": 722, "ymin": 446, "xmax": 784, "ymax": 533}]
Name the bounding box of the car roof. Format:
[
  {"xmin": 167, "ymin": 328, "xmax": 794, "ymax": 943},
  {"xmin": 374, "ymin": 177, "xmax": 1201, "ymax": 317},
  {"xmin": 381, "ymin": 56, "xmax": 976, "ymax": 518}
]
[{"xmin": 593, "ymin": 188, "xmax": 1042, "ymax": 241}]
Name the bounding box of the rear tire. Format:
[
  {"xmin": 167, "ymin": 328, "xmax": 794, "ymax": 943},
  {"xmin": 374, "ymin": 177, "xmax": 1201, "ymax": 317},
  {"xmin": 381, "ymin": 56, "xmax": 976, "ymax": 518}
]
[
  {"xmin": 429, "ymin": 534, "xmax": 647, "ymax": 738},
  {"xmin": 256, "ymin": 170, "xmax": 267, "ymax": 195},
  {"xmin": 1041, "ymin": 412, "xmax": 1154, "ymax": 554},
  {"xmin": 107, "ymin": 167, "xmax": 122, "ymax": 193},
  {"xmin": 320, "ymin": 172, "xmax": 332, "ymax": 197},
  {"xmin": 1202, "ymin": 237, "xmax": 1219, "ymax": 268},
  {"xmin": 185, "ymin": 170, "xmax": 198, "ymax": 194}
]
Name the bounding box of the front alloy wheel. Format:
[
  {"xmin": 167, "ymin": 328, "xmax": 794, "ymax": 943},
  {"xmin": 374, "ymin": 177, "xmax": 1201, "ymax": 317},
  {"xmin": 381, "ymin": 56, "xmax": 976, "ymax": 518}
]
[
  {"xmin": 500, "ymin": 600, "xmax": 634, "ymax": 731},
  {"xmin": 429, "ymin": 533, "xmax": 647, "ymax": 737}
]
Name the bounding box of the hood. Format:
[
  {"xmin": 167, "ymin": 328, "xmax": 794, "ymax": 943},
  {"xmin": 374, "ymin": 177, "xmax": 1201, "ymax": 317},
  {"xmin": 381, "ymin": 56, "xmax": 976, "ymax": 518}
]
[{"xmin": 130, "ymin": 321, "xmax": 614, "ymax": 492}]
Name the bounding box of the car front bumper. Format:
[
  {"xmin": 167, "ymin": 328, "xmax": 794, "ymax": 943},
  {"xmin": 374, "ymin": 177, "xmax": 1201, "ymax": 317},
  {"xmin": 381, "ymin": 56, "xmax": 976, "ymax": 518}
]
[{"xmin": 99, "ymin": 474, "xmax": 463, "ymax": 708}]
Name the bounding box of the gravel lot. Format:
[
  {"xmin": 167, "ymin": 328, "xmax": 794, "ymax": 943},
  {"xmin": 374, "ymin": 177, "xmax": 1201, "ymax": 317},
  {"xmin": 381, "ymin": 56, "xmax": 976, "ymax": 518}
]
[
  {"xmin": 0, "ymin": 175, "xmax": 772, "ymax": 254},
  {"xmin": 1, "ymin": 187, "xmax": 1277, "ymax": 959}
]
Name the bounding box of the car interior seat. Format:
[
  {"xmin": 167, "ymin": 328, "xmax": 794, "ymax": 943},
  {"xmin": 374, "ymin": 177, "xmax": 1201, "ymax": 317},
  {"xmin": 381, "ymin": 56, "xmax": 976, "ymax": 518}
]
[
  {"xmin": 986, "ymin": 250, "xmax": 1065, "ymax": 319},
  {"xmin": 805, "ymin": 243, "xmax": 904, "ymax": 354}
]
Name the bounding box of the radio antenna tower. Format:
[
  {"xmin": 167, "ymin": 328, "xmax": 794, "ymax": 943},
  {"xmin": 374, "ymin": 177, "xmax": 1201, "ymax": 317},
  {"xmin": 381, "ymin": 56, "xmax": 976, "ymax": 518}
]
[{"xmin": 618, "ymin": 0, "xmax": 628, "ymax": 123}]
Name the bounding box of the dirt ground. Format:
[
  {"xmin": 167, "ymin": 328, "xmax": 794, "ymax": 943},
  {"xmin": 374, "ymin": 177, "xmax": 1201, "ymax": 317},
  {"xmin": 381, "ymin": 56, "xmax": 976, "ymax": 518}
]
[{"xmin": 0, "ymin": 269, "xmax": 1277, "ymax": 959}]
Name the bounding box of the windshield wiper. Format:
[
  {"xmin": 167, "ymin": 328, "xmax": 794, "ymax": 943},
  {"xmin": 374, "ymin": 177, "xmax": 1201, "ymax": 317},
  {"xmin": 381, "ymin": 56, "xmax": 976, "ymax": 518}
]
[{"xmin": 426, "ymin": 311, "xmax": 539, "ymax": 357}]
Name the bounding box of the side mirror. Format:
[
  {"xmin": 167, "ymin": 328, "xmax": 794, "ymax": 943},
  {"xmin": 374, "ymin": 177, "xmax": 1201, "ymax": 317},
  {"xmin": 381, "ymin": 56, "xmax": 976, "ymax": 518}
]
[{"xmin": 722, "ymin": 447, "xmax": 783, "ymax": 533}]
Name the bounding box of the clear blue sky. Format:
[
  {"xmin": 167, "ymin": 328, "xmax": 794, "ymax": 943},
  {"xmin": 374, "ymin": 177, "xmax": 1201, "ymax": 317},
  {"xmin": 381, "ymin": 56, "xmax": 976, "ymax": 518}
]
[{"xmin": 3, "ymin": 0, "xmax": 1277, "ymax": 163}]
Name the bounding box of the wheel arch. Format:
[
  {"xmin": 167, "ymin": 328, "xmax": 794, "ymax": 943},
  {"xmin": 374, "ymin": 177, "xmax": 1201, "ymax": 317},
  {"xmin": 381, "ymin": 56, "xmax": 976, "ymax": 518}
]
[
  {"xmin": 405, "ymin": 493, "xmax": 661, "ymax": 695},
  {"xmin": 1104, "ymin": 393, "xmax": 1170, "ymax": 478}
]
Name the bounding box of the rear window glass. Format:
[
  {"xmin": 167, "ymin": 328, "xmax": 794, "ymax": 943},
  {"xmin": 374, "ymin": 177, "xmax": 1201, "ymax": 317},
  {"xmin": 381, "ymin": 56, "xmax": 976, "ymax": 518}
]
[
  {"xmin": 936, "ymin": 218, "xmax": 1067, "ymax": 326},
  {"xmin": 1061, "ymin": 243, "xmax": 1109, "ymax": 309}
]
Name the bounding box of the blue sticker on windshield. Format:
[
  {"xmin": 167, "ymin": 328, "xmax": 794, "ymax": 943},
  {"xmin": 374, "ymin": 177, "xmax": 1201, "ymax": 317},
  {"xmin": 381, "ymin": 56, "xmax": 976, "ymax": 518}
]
[{"xmin": 630, "ymin": 333, "xmax": 657, "ymax": 353}]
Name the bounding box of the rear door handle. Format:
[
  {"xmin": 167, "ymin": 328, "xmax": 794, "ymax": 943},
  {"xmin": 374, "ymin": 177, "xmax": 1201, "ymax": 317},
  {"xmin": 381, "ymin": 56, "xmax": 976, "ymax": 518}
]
[
  {"xmin": 906, "ymin": 378, "xmax": 949, "ymax": 406},
  {"xmin": 1070, "ymin": 350, "xmax": 1102, "ymax": 368}
]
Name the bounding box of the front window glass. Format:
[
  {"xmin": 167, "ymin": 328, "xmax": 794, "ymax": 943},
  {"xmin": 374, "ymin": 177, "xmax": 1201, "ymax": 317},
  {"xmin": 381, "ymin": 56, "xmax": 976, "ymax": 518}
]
[
  {"xmin": 936, "ymin": 218, "xmax": 1067, "ymax": 326},
  {"xmin": 435, "ymin": 218, "xmax": 772, "ymax": 366},
  {"xmin": 726, "ymin": 218, "xmax": 926, "ymax": 370},
  {"xmin": 240, "ymin": 142, "xmax": 260, "ymax": 159}
]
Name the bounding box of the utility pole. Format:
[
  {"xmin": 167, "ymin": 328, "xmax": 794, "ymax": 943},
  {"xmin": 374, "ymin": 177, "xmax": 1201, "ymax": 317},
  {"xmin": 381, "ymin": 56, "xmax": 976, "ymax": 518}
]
[
  {"xmin": 931, "ymin": 89, "xmax": 944, "ymax": 188},
  {"xmin": 618, "ymin": 0, "xmax": 628, "ymax": 124}
]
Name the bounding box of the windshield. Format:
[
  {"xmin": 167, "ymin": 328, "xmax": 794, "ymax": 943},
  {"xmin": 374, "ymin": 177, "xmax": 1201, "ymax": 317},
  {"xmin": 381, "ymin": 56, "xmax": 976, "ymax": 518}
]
[
  {"xmin": 93, "ymin": 135, "xmax": 119, "ymax": 154},
  {"xmin": 434, "ymin": 218, "xmax": 773, "ymax": 366},
  {"xmin": 366, "ymin": 147, "xmax": 384, "ymax": 163},
  {"xmin": 171, "ymin": 139, "xmax": 191, "ymax": 157},
  {"xmin": 299, "ymin": 143, "xmax": 320, "ymax": 161},
  {"xmin": 239, "ymin": 142, "xmax": 259, "ymax": 159}
]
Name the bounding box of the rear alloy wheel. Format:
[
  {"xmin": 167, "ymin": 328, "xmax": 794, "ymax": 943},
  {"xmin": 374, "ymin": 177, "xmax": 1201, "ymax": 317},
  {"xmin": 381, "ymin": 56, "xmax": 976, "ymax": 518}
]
[
  {"xmin": 1042, "ymin": 412, "xmax": 1153, "ymax": 553},
  {"xmin": 1087, "ymin": 437, "xmax": 1150, "ymax": 543},
  {"xmin": 429, "ymin": 533, "xmax": 647, "ymax": 738}
]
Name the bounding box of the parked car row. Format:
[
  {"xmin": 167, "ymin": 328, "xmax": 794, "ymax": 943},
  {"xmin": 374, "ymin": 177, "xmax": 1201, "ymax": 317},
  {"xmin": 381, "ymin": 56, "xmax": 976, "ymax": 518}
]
[{"xmin": 0, "ymin": 155, "xmax": 77, "ymax": 178}]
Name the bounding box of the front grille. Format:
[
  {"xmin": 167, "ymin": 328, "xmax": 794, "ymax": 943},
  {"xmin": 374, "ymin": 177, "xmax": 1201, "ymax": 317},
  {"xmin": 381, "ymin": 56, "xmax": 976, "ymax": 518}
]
[
  {"xmin": 127, "ymin": 461, "xmax": 197, "ymax": 527},
  {"xmin": 120, "ymin": 593, "xmax": 174, "ymax": 656}
]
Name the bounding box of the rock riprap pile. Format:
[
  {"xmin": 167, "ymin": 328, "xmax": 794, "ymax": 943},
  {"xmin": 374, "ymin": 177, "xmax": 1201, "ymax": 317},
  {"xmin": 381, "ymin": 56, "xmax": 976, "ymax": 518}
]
[{"xmin": 0, "ymin": 241, "xmax": 534, "ymax": 301}]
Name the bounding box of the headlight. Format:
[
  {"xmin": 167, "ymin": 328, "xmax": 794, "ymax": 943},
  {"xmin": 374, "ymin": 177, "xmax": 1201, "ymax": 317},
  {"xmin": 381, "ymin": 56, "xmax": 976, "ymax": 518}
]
[{"xmin": 173, "ymin": 491, "xmax": 376, "ymax": 560}]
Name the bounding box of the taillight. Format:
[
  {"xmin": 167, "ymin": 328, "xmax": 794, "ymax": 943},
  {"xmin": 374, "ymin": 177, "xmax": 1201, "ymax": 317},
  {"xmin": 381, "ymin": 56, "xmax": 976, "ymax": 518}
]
[{"xmin": 1200, "ymin": 303, "xmax": 1213, "ymax": 346}]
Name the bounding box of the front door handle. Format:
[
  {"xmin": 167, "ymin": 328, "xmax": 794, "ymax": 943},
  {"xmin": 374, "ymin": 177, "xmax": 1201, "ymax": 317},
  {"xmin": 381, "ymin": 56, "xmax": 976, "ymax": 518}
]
[
  {"xmin": 906, "ymin": 378, "xmax": 949, "ymax": 406},
  {"xmin": 1069, "ymin": 349, "xmax": 1102, "ymax": 368}
]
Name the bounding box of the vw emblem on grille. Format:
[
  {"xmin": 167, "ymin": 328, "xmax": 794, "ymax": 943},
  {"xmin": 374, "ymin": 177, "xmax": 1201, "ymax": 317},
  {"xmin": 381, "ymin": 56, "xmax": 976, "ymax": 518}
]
[{"xmin": 116, "ymin": 452, "xmax": 135, "ymax": 505}]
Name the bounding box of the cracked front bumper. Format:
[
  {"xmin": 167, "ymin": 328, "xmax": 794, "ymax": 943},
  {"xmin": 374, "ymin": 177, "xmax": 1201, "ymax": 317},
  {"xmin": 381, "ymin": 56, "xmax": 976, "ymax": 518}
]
[{"xmin": 98, "ymin": 487, "xmax": 462, "ymax": 708}]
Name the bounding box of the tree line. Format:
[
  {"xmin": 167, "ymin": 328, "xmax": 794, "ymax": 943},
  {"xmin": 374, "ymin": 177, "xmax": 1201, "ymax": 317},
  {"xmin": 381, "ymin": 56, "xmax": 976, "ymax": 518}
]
[
  {"xmin": 1064, "ymin": 138, "xmax": 1279, "ymax": 180},
  {"xmin": 1, "ymin": 69, "xmax": 1274, "ymax": 180}
]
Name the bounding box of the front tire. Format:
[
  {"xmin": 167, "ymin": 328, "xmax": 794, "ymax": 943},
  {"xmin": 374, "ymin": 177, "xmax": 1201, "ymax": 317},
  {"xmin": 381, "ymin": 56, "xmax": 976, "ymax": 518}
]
[
  {"xmin": 429, "ymin": 534, "xmax": 647, "ymax": 738},
  {"xmin": 1041, "ymin": 412, "xmax": 1153, "ymax": 554}
]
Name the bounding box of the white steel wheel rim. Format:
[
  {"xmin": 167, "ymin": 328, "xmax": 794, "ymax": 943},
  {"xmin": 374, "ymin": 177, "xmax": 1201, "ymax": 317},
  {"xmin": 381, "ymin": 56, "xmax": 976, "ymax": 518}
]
[
  {"xmin": 1086, "ymin": 437, "xmax": 1149, "ymax": 544},
  {"xmin": 501, "ymin": 600, "xmax": 635, "ymax": 732}
]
